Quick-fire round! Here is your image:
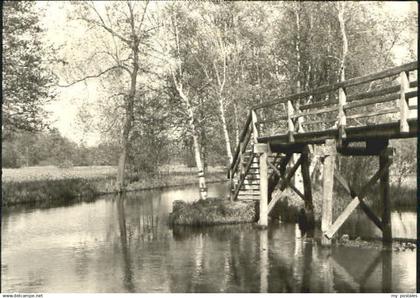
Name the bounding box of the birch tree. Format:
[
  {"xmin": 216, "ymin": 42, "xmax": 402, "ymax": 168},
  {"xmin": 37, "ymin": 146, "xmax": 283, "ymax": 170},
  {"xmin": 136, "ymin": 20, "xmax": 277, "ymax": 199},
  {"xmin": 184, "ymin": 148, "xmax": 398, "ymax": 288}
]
[{"xmin": 165, "ymin": 5, "xmax": 208, "ymax": 199}]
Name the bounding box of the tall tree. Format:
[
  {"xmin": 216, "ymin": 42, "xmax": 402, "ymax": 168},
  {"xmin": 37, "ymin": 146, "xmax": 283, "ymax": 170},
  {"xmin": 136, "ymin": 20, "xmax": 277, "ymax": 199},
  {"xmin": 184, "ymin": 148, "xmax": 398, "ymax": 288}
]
[
  {"xmin": 59, "ymin": 1, "xmax": 151, "ymax": 191},
  {"xmin": 2, "ymin": 1, "xmax": 56, "ymax": 137}
]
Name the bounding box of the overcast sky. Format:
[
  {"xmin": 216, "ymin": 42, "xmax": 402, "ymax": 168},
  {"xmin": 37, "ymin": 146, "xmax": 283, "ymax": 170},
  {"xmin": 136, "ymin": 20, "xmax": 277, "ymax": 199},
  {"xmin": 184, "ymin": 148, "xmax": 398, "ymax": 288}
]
[{"xmin": 38, "ymin": 1, "xmax": 418, "ymax": 147}]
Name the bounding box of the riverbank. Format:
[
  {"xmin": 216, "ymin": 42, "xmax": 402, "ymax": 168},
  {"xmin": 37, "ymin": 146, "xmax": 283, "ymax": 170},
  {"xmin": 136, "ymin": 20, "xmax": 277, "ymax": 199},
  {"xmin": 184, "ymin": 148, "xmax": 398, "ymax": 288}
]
[
  {"xmin": 271, "ymin": 182, "xmax": 416, "ymax": 224},
  {"xmin": 1, "ymin": 166, "xmax": 227, "ymax": 206}
]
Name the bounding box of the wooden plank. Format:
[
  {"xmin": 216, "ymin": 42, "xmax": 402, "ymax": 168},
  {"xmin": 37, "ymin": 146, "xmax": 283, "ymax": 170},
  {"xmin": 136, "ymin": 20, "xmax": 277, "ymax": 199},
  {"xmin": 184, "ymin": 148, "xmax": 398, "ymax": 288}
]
[
  {"xmin": 347, "ymin": 107, "xmax": 399, "ymax": 120},
  {"xmin": 321, "ymin": 139, "xmax": 336, "ymax": 245},
  {"xmin": 344, "ymin": 92, "xmax": 400, "ymax": 110},
  {"xmin": 404, "ymin": 89, "xmax": 417, "ymax": 99},
  {"xmin": 239, "ymin": 111, "xmax": 252, "ymax": 142},
  {"xmin": 268, "ymin": 156, "xmax": 303, "ymax": 214},
  {"xmin": 256, "ymin": 115, "xmax": 288, "ymax": 125},
  {"xmin": 325, "ymin": 197, "xmax": 360, "ymax": 239},
  {"xmin": 267, "ymin": 160, "xmax": 281, "ymax": 176},
  {"xmin": 358, "ymin": 198, "xmax": 383, "ymax": 232},
  {"xmin": 252, "ymin": 109, "xmax": 259, "ymax": 143},
  {"xmin": 259, "ymin": 151, "xmax": 269, "ymax": 226},
  {"xmin": 300, "ymin": 98, "xmax": 337, "ymax": 111},
  {"xmin": 289, "ymin": 182, "xmax": 305, "ymax": 200},
  {"xmin": 302, "ymin": 117, "xmax": 337, "ymax": 126},
  {"xmin": 399, "ymin": 71, "xmax": 410, "ymax": 133},
  {"xmin": 338, "ymin": 87, "xmax": 347, "ymax": 144},
  {"xmin": 292, "ymin": 105, "xmax": 338, "ymax": 119},
  {"xmin": 347, "ymin": 84, "xmax": 400, "ymax": 102}
]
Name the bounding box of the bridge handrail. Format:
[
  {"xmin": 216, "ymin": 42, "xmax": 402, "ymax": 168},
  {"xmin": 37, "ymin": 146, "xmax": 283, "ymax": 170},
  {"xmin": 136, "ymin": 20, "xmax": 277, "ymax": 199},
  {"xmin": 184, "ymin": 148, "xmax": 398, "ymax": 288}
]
[
  {"xmin": 230, "ymin": 111, "xmax": 252, "ymax": 172},
  {"xmin": 251, "ymin": 61, "xmax": 417, "ymax": 110}
]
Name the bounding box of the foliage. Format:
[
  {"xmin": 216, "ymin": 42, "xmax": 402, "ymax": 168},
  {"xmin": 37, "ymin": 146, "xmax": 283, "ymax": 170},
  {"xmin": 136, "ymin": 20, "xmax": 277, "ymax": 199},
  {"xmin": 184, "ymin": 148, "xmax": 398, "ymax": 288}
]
[
  {"xmin": 2, "ymin": 129, "xmax": 120, "ymax": 168},
  {"xmin": 2, "ymin": 1, "xmax": 56, "ymax": 137}
]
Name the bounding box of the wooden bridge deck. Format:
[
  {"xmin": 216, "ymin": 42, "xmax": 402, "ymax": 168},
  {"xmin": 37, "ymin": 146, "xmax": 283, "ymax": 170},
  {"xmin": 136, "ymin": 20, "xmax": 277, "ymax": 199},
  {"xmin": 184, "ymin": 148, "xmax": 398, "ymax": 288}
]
[
  {"xmin": 259, "ymin": 118, "xmax": 417, "ymax": 147},
  {"xmin": 227, "ymin": 61, "xmax": 418, "ymax": 248}
]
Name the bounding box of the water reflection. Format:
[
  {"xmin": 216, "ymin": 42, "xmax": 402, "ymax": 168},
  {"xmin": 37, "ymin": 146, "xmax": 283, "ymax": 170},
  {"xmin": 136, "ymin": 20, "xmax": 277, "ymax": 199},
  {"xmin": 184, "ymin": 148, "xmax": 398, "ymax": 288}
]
[{"xmin": 1, "ymin": 183, "xmax": 416, "ymax": 293}]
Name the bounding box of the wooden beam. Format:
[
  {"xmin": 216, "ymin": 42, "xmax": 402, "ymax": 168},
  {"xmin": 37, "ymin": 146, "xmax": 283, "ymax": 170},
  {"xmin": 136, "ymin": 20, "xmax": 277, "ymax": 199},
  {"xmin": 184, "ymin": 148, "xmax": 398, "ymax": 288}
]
[
  {"xmin": 399, "ymin": 71, "xmax": 410, "ymax": 133},
  {"xmin": 251, "ymin": 109, "xmax": 259, "ymax": 143},
  {"xmin": 301, "ymin": 147, "xmax": 314, "ymax": 210},
  {"xmin": 321, "ymin": 139, "xmax": 336, "ymax": 246},
  {"xmin": 380, "ymin": 150, "xmax": 392, "ymax": 248},
  {"xmin": 325, "ymin": 196, "xmax": 359, "ymax": 240},
  {"xmin": 259, "ymin": 147, "xmax": 269, "ymax": 227},
  {"xmin": 267, "ymin": 156, "xmax": 303, "ymax": 214},
  {"xmin": 334, "ymin": 171, "xmax": 383, "ymax": 231},
  {"xmin": 344, "ymin": 92, "xmax": 399, "ymax": 110},
  {"xmin": 338, "ymin": 87, "xmax": 347, "ymax": 146},
  {"xmin": 325, "ymin": 159, "xmax": 392, "ymax": 239}
]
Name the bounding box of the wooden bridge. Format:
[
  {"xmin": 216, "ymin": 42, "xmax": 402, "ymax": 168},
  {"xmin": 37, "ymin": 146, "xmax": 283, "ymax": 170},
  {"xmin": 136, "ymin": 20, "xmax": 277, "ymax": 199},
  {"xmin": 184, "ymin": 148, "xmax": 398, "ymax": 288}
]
[{"xmin": 227, "ymin": 61, "xmax": 418, "ymax": 247}]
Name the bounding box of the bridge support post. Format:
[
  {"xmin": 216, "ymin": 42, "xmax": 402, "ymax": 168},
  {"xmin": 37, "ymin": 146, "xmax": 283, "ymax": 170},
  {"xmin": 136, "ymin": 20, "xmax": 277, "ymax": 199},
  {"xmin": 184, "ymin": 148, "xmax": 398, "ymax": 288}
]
[
  {"xmin": 301, "ymin": 146, "xmax": 315, "ymax": 235},
  {"xmin": 321, "ymin": 139, "xmax": 336, "ymax": 246},
  {"xmin": 255, "ymin": 143, "xmax": 269, "ymax": 227},
  {"xmin": 380, "ymin": 146, "xmax": 392, "ymax": 249}
]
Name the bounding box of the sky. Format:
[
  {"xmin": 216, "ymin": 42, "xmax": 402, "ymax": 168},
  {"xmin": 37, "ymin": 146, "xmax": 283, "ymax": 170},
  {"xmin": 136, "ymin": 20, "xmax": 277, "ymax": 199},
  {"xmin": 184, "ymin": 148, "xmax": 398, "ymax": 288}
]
[{"xmin": 38, "ymin": 1, "xmax": 418, "ymax": 147}]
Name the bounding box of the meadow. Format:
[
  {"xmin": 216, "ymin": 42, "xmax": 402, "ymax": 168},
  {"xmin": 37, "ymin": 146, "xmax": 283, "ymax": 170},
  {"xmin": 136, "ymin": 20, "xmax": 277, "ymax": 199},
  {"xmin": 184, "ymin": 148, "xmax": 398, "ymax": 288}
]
[{"xmin": 2, "ymin": 165, "xmax": 227, "ymax": 206}]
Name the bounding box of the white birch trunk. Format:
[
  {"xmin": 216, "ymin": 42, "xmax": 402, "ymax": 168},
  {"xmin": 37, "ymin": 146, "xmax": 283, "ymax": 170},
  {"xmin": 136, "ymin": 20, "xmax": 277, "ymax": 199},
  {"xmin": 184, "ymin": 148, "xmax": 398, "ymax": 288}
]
[
  {"xmin": 219, "ymin": 95, "xmax": 233, "ymax": 165},
  {"xmin": 179, "ymin": 90, "xmax": 208, "ymax": 200}
]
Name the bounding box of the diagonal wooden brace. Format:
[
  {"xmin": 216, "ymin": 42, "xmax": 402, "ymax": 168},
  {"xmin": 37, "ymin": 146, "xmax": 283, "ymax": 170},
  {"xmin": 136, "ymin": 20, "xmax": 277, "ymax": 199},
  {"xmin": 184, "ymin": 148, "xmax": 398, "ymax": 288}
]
[
  {"xmin": 334, "ymin": 171, "xmax": 383, "ymax": 232},
  {"xmin": 325, "ymin": 159, "xmax": 392, "ymax": 239},
  {"xmin": 268, "ymin": 156, "xmax": 303, "ymax": 214}
]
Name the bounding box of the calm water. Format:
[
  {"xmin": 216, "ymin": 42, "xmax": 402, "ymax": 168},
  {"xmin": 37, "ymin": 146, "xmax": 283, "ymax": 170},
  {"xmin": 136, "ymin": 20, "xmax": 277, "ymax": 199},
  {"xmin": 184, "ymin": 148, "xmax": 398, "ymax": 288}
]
[{"xmin": 1, "ymin": 183, "xmax": 416, "ymax": 293}]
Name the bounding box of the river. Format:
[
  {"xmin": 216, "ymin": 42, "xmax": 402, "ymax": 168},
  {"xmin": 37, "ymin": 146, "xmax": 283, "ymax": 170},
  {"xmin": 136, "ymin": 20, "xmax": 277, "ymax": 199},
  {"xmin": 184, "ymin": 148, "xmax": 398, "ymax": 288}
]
[{"xmin": 1, "ymin": 183, "xmax": 416, "ymax": 292}]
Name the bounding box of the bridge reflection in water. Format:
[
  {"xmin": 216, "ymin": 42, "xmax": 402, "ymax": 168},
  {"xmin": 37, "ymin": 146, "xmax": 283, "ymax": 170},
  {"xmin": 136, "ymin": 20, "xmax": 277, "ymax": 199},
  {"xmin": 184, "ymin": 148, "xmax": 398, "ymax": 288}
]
[{"xmin": 1, "ymin": 183, "xmax": 416, "ymax": 293}]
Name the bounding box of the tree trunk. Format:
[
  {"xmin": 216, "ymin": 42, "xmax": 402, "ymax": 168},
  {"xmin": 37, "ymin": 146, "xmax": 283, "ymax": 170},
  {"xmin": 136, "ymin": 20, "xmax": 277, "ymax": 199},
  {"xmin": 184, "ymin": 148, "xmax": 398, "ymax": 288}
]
[
  {"xmin": 219, "ymin": 95, "xmax": 233, "ymax": 165},
  {"xmin": 117, "ymin": 44, "xmax": 139, "ymax": 192},
  {"xmin": 233, "ymin": 102, "xmax": 240, "ymax": 148},
  {"xmin": 338, "ymin": 2, "xmax": 348, "ymax": 82},
  {"xmin": 179, "ymin": 89, "xmax": 208, "ymax": 200}
]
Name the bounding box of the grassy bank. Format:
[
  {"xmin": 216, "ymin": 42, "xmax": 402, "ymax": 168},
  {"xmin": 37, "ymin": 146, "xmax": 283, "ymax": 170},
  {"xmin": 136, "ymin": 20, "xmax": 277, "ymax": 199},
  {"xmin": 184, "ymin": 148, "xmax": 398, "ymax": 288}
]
[
  {"xmin": 2, "ymin": 165, "xmax": 227, "ymax": 206},
  {"xmin": 168, "ymin": 198, "xmax": 257, "ymax": 226}
]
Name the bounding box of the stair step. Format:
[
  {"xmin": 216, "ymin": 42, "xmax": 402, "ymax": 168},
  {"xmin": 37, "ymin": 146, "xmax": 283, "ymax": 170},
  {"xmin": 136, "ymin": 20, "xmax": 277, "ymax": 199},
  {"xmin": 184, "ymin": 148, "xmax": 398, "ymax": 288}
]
[{"xmin": 238, "ymin": 191, "xmax": 260, "ymax": 195}]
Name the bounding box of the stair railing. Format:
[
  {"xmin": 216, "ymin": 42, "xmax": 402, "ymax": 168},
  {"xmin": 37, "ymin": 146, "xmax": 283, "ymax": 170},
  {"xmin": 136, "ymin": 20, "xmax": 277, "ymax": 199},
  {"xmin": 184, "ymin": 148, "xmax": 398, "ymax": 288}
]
[{"xmin": 228, "ymin": 110, "xmax": 260, "ymax": 200}]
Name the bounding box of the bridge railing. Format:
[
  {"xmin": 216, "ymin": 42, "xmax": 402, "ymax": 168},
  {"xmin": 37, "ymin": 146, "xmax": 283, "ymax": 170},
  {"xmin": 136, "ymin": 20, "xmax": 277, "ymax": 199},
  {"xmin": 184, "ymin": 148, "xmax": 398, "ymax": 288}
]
[
  {"xmin": 251, "ymin": 61, "xmax": 418, "ymax": 142},
  {"xmin": 228, "ymin": 61, "xmax": 418, "ymax": 188}
]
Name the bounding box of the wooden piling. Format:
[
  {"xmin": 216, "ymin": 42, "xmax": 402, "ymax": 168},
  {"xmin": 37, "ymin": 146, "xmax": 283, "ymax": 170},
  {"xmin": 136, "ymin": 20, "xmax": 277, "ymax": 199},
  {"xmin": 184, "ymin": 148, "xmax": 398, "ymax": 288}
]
[
  {"xmin": 321, "ymin": 139, "xmax": 336, "ymax": 246},
  {"xmin": 301, "ymin": 147, "xmax": 313, "ymax": 209},
  {"xmin": 380, "ymin": 147, "xmax": 392, "ymax": 249},
  {"xmin": 255, "ymin": 143, "xmax": 269, "ymax": 227}
]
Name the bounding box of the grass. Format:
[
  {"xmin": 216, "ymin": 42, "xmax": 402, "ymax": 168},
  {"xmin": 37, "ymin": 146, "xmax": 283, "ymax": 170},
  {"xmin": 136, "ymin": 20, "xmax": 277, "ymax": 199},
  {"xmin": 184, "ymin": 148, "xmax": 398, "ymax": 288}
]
[
  {"xmin": 2, "ymin": 166, "xmax": 117, "ymax": 183},
  {"xmin": 168, "ymin": 198, "xmax": 257, "ymax": 226},
  {"xmin": 2, "ymin": 165, "xmax": 227, "ymax": 206}
]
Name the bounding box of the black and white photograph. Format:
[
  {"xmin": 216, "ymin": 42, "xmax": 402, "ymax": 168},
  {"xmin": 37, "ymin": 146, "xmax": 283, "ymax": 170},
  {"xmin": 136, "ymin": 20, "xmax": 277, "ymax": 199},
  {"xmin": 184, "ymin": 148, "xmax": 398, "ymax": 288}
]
[{"xmin": 1, "ymin": 1, "xmax": 418, "ymax": 294}]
